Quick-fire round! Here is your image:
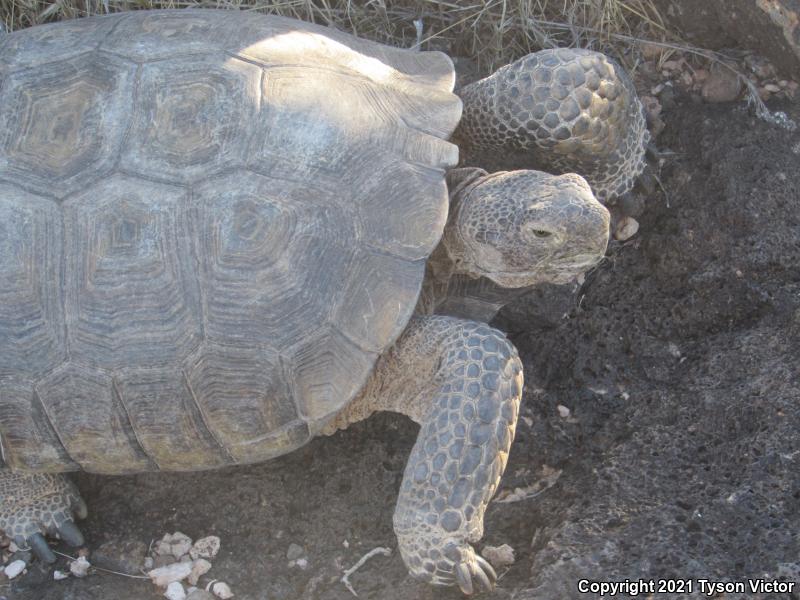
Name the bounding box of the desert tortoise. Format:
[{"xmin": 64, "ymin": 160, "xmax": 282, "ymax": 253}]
[{"xmin": 0, "ymin": 9, "xmax": 642, "ymax": 593}]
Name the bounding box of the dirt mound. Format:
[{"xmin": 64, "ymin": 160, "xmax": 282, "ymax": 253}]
[{"xmin": 508, "ymin": 96, "xmax": 800, "ymax": 598}]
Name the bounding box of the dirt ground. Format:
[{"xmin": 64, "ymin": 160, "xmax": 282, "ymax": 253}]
[{"xmin": 4, "ymin": 90, "xmax": 800, "ymax": 600}]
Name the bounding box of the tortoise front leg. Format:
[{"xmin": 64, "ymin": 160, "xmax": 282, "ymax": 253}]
[
  {"xmin": 0, "ymin": 470, "xmax": 87, "ymax": 563},
  {"xmin": 324, "ymin": 316, "xmax": 522, "ymax": 593},
  {"xmin": 393, "ymin": 317, "xmax": 521, "ymax": 593}
]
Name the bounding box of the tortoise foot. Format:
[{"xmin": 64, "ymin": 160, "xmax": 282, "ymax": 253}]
[{"xmin": 0, "ymin": 471, "xmax": 87, "ymax": 563}]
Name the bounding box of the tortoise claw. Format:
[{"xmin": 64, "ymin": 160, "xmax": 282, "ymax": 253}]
[
  {"xmin": 57, "ymin": 520, "xmax": 84, "ymax": 547},
  {"xmin": 27, "ymin": 533, "xmax": 57, "ymax": 564},
  {"xmin": 474, "ymin": 555, "xmax": 497, "ymax": 587},
  {"xmin": 455, "ymin": 562, "xmax": 474, "ymax": 595},
  {"xmin": 71, "ymin": 496, "xmax": 88, "ymax": 521}
]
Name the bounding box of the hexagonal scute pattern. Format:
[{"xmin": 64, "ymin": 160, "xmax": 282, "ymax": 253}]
[
  {"xmin": 0, "ymin": 378, "xmax": 79, "ymax": 471},
  {"xmin": 0, "ymin": 185, "xmax": 65, "ymax": 378},
  {"xmin": 192, "ymin": 170, "xmax": 357, "ymax": 350},
  {"xmin": 184, "ymin": 344, "xmax": 308, "ymax": 463},
  {"xmin": 286, "ymin": 327, "xmax": 378, "ymax": 424},
  {"xmin": 250, "ymin": 66, "xmax": 457, "ymax": 180},
  {"xmin": 63, "ymin": 175, "xmax": 202, "ymax": 370},
  {"xmin": 36, "ymin": 363, "xmax": 154, "ymax": 474},
  {"xmin": 227, "ymin": 9, "xmax": 454, "ymax": 92},
  {"xmin": 122, "ymin": 55, "xmax": 260, "ymax": 183},
  {"xmin": 0, "ymin": 10, "xmax": 463, "ymax": 472},
  {"xmin": 333, "ymin": 252, "xmax": 425, "ymax": 352},
  {"xmin": 0, "ymin": 16, "xmax": 117, "ymax": 73},
  {"xmin": 115, "ymin": 368, "xmax": 231, "ymax": 471},
  {"xmin": 99, "ymin": 10, "xmax": 233, "ymax": 61},
  {"xmin": 0, "ymin": 53, "xmax": 135, "ymax": 198},
  {"xmin": 353, "ymin": 159, "xmax": 448, "ymax": 261}
]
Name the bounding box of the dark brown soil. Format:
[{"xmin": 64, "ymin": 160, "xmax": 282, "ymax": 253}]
[{"xmin": 5, "ymin": 96, "xmax": 800, "ymax": 600}]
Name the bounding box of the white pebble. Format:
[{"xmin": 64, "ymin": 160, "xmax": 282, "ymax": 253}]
[
  {"xmin": 170, "ymin": 532, "xmax": 193, "ymax": 559},
  {"xmin": 294, "ymin": 558, "xmax": 308, "ymax": 570},
  {"xmin": 148, "ymin": 562, "xmax": 193, "ymax": 587},
  {"xmin": 481, "ymin": 544, "xmax": 516, "ymax": 568},
  {"xmin": 557, "ymin": 404, "xmax": 571, "ymax": 418},
  {"xmin": 4, "ymin": 559, "xmax": 26, "ymax": 579},
  {"xmin": 190, "ymin": 536, "xmax": 221, "ymax": 560},
  {"xmin": 165, "ymin": 581, "xmax": 187, "ymax": 600},
  {"xmin": 211, "ymin": 581, "xmax": 234, "ymax": 599},
  {"xmin": 144, "ymin": 556, "xmax": 154, "ymax": 569},
  {"xmin": 70, "ymin": 556, "xmax": 91, "ymax": 578},
  {"xmin": 54, "ymin": 570, "xmax": 70, "ymax": 581},
  {"xmin": 614, "ymin": 216, "xmax": 639, "ymax": 241},
  {"xmin": 188, "ymin": 558, "xmax": 212, "ymax": 585}
]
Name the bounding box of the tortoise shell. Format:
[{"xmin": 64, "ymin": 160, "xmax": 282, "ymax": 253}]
[{"xmin": 0, "ymin": 9, "xmax": 462, "ymax": 474}]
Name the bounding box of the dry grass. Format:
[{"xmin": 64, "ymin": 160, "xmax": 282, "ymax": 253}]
[{"xmin": 1, "ymin": 0, "xmax": 667, "ymax": 72}]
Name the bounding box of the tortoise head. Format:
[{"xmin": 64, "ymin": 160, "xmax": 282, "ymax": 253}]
[{"xmin": 443, "ymin": 169, "xmax": 610, "ymax": 287}]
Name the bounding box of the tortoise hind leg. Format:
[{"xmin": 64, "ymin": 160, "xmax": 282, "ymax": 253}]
[{"xmin": 0, "ymin": 470, "xmax": 87, "ymax": 563}]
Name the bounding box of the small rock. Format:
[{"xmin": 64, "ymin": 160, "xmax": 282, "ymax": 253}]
[
  {"xmin": 4, "ymin": 560, "xmax": 26, "ymax": 579},
  {"xmin": 54, "ymin": 570, "xmax": 69, "ymax": 581},
  {"xmin": 144, "ymin": 556, "xmax": 154, "ymax": 569},
  {"xmin": 662, "ymin": 59, "xmax": 681, "ymax": 71},
  {"xmin": 77, "ymin": 547, "xmax": 91, "ymax": 558},
  {"xmin": 557, "ymin": 405, "xmax": 571, "ymax": 418},
  {"xmin": 481, "ymin": 544, "xmax": 515, "ymax": 568},
  {"xmin": 764, "ymin": 83, "xmax": 781, "ymax": 93},
  {"xmin": 286, "ymin": 543, "xmax": 304, "ymax": 561},
  {"xmin": 165, "ymin": 582, "xmax": 187, "ymax": 600},
  {"xmin": 93, "ymin": 538, "xmax": 148, "ymax": 575},
  {"xmin": 189, "ymin": 536, "xmax": 220, "ymax": 561},
  {"xmin": 188, "ymin": 559, "xmax": 212, "ymax": 586},
  {"xmin": 186, "ymin": 591, "xmax": 215, "ymax": 600},
  {"xmin": 692, "ymin": 68, "xmax": 709, "ymax": 83},
  {"xmin": 7, "ymin": 542, "xmax": 19, "ymax": 553},
  {"xmin": 148, "ymin": 562, "xmax": 193, "ymax": 587},
  {"xmin": 169, "ymin": 533, "xmax": 193, "ymax": 560},
  {"xmin": 701, "ymin": 63, "xmax": 742, "ymax": 103},
  {"xmin": 69, "ymin": 556, "xmax": 91, "ymax": 578},
  {"xmin": 293, "ymin": 558, "xmax": 309, "ymax": 570},
  {"xmin": 614, "ymin": 217, "xmax": 640, "ymax": 241},
  {"xmin": 164, "ymin": 581, "xmax": 186, "ymax": 600},
  {"xmin": 211, "ymin": 581, "xmax": 234, "ymax": 599}
]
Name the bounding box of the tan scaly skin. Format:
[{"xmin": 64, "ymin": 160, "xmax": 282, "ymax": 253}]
[{"xmin": 455, "ymin": 48, "xmax": 650, "ymax": 203}]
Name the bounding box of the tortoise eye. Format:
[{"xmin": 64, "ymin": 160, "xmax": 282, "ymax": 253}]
[{"xmin": 531, "ymin": 229, "xmax": 552, "ymax": 238}]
